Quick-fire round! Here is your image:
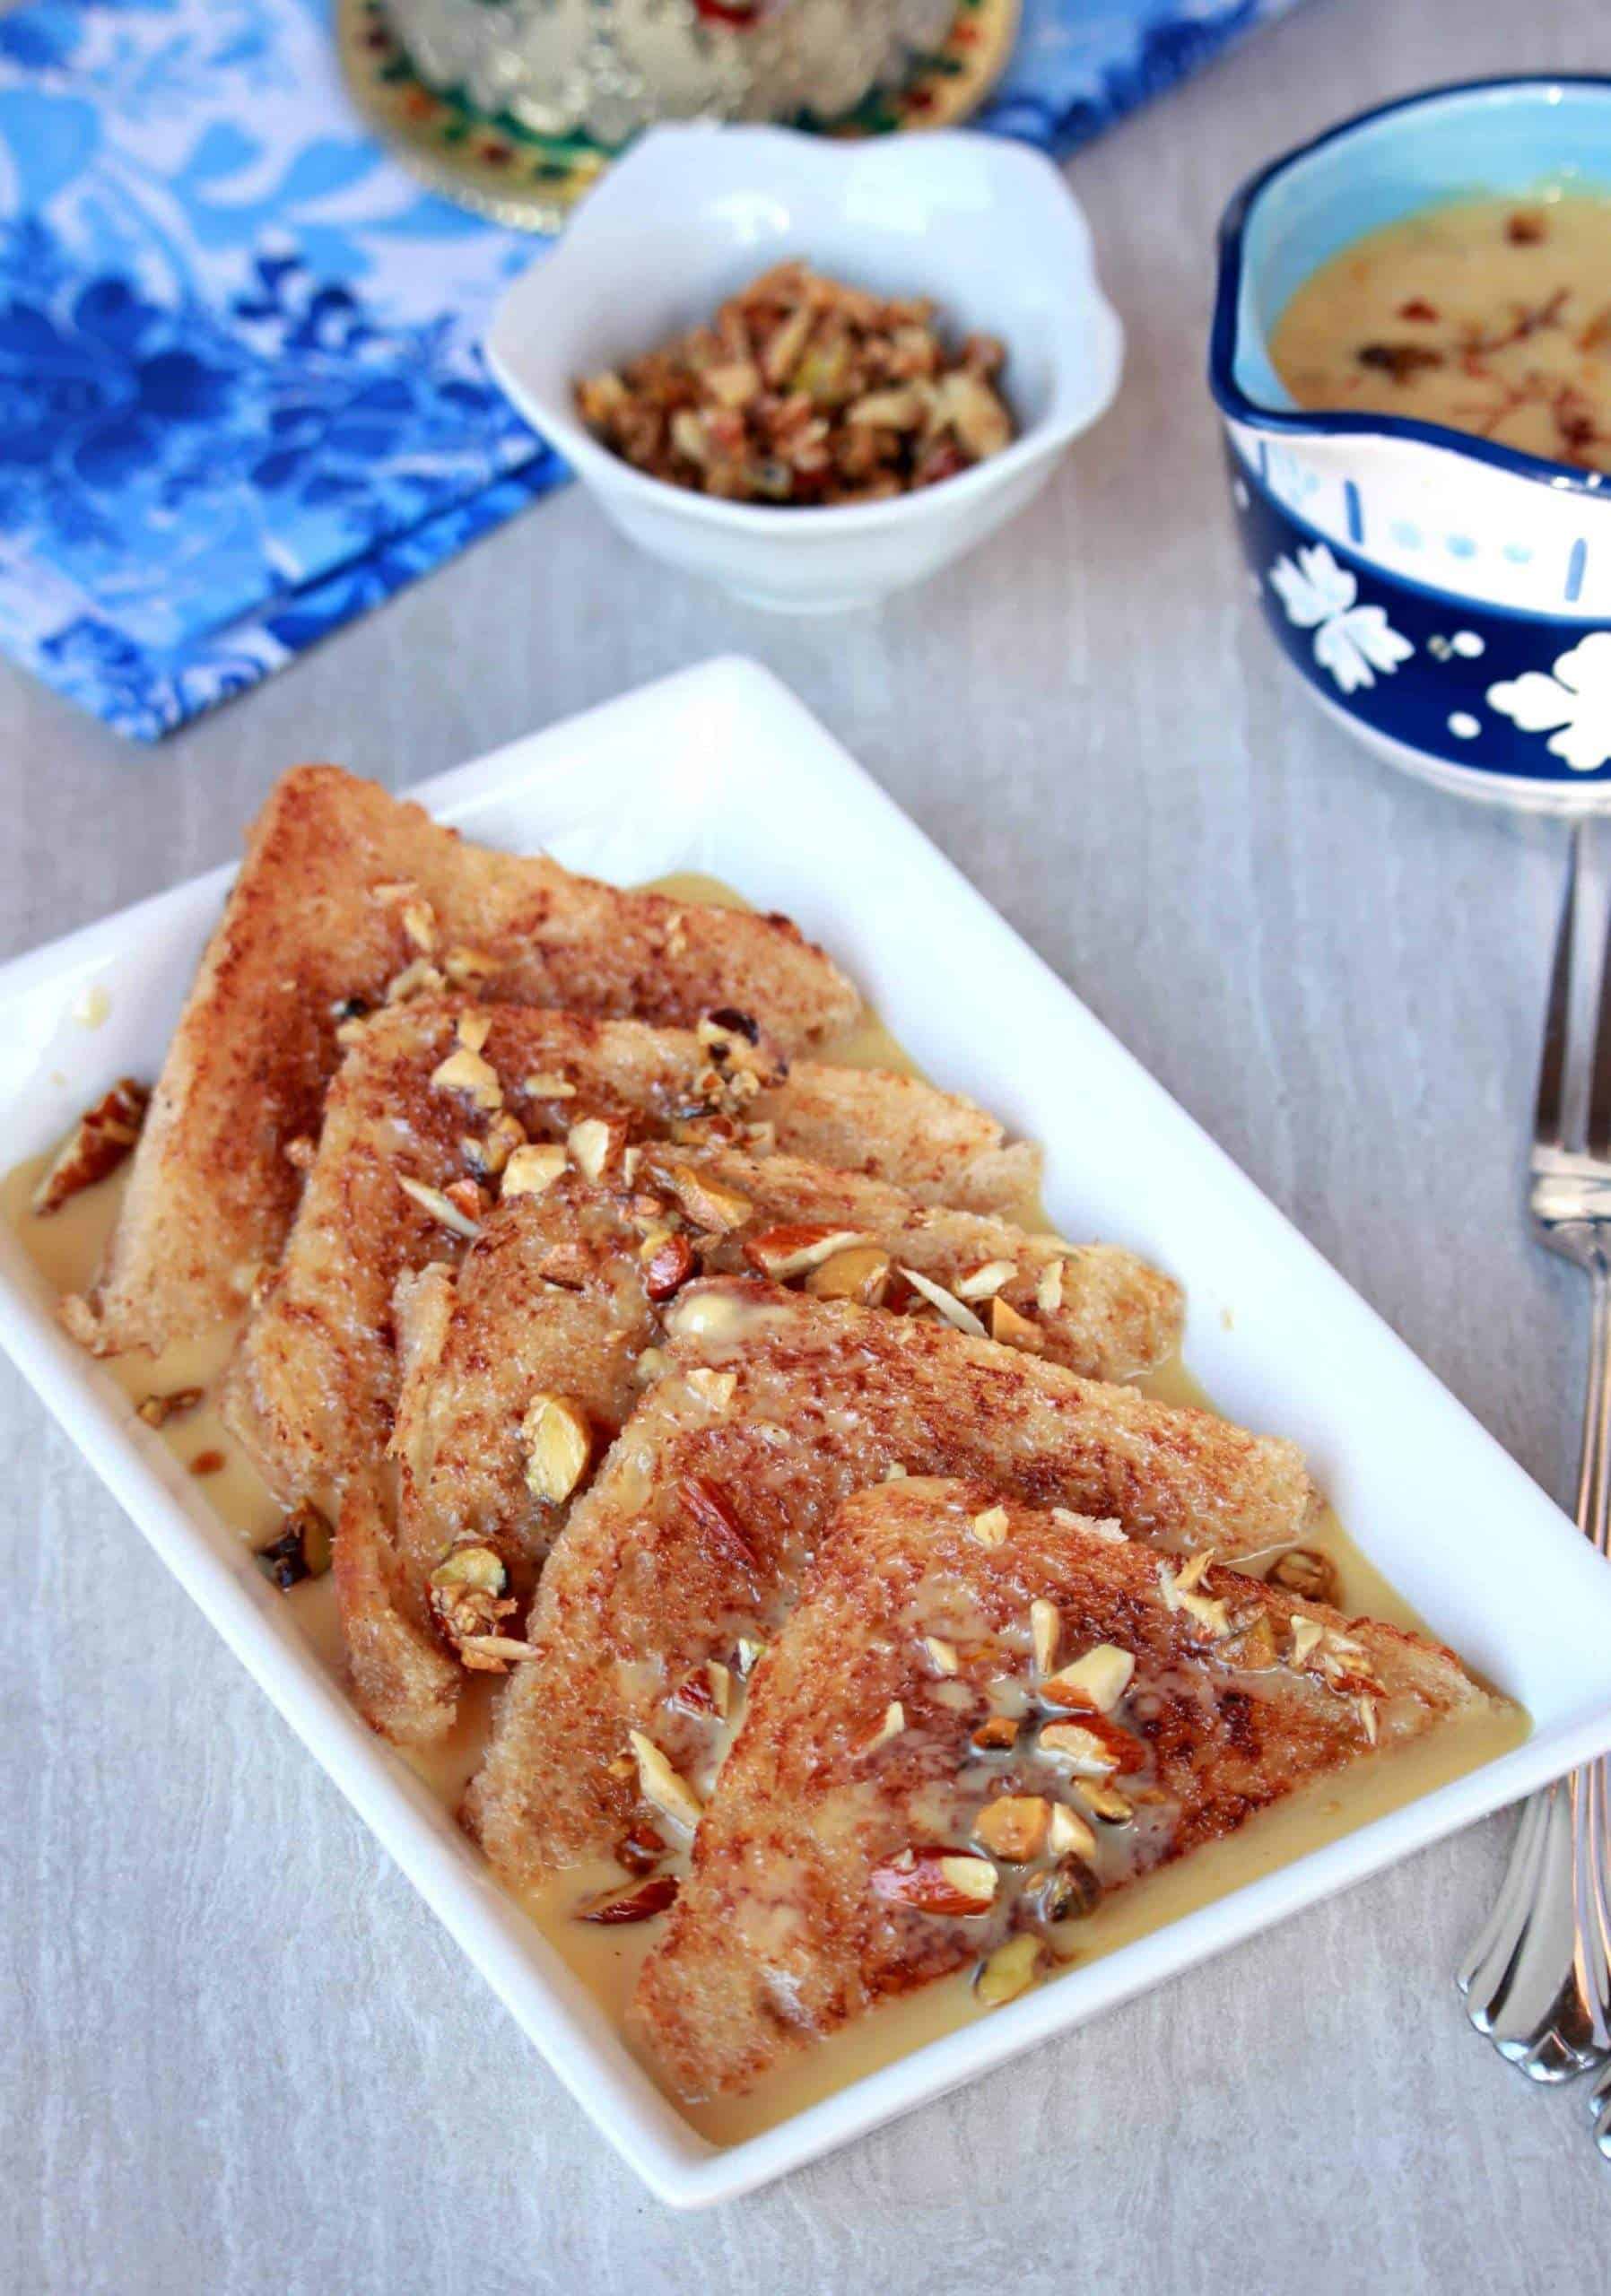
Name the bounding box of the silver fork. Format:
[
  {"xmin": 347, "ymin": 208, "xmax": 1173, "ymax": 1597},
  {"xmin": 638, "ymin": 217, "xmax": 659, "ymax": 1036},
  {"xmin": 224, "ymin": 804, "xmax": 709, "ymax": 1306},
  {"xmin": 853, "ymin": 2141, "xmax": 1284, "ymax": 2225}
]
[{"xmin": 1457, "ymin": 825, "xmax": 1611, "ymax": 2090}]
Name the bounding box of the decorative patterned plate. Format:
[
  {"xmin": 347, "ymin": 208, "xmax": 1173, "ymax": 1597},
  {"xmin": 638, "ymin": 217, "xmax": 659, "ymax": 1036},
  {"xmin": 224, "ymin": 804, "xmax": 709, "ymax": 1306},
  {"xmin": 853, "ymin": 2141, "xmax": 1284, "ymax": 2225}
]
[{"xmin": 337, "ymin": 0, "xmax": 1021, "ymax": 232}]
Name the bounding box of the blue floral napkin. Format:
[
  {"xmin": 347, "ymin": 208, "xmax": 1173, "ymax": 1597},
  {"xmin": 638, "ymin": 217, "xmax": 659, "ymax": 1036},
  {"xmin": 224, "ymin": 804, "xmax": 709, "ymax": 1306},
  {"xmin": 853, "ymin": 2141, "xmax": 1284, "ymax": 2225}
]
[{"xmin": 0, "ymin": 0, "xmax": 1298, "ymax": 740}]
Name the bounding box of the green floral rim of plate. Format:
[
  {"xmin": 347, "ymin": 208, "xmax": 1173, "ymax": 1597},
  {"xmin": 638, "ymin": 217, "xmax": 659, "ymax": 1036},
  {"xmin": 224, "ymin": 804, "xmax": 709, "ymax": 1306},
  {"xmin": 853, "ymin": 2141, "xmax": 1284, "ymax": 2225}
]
[{"xmin": 338, "ymin": 0, "xmax": 1022, "ymax": 232}]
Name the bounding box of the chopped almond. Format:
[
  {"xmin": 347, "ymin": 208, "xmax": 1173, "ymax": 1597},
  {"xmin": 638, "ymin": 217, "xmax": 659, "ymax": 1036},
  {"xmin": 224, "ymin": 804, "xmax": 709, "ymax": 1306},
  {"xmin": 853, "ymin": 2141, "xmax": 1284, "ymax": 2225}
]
[
  {"xmin": 1029, "ymin": 1596, "xmax": 1060, "ymax": 1675},
  {"xmin": 501, "ymin": 1142, "xmax": 568, "ymax": 1198},
  {"xmin": 667, "ymin": 1163, "xmax": 753, "ymax": 1233},
  {"xmin": 975, "ymin": 1933, "xmax": 1042, "ymax": 2007},
  {"xmin": 567, "ymin": 1116, "xmax": 627, "ymax": 1185},
  {"xmin": 954, "ymin": 1259, "xmax": 1017, "ymax": 1301},
  {"xmin": 431, "ymin": 1045, "xmax": 502, "ymax": 1111},
  {"xmin": 861, "ymin": 1700, "xmax": 906, "ymax": 1754},
  {"xmin": 990, "ymin": 1295, "xmax": 1044, "ymax": 1351},
  {"xmin": 804, "ymin": 1244, "xmax": 892, "ymax": 1306},
  {"xmin": 1041, "ymin": 1644, "xmax": 1135, "ymax": 1715},
  {"xmin": 870, "ymin": 1848, "xmax": 997, "ymax": 1915},
  {"xmin": 744, "ymin": 1223, "xmax": 875, "ymax": 1281},
  {"xmin": 974, "ymin": 1795, "xmax": 1050, "ymax": 1862},
  {"xmin": 1037, "ymin": 1720, "xmax": 1120, "ymax": 1777},
  {"xmin": 900, "ymin": 1265, "xmax": 987, "ymax": 1336},
  {"xmin": 628, "ymin": 1730, "xmax": 703, "ymax": 1832},
  {"xmin": 521, "ymin": 1392, "xmax": 592, "ymax": 1504},
  {"xmin": 397, "ymin": 1174, "xmax": 482, "ymax": 1239}
]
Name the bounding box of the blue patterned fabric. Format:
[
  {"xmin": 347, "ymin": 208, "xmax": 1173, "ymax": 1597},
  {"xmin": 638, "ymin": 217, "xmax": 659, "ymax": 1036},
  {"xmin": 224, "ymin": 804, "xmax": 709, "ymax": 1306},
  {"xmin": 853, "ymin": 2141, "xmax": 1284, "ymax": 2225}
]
[
  {"xmin": 0, "ymin": 0, "xmax": 1301, "ymax": 740},
  {"xmin": 979, "ymin": 0, "xmax": 1302, "ymax": 153}
]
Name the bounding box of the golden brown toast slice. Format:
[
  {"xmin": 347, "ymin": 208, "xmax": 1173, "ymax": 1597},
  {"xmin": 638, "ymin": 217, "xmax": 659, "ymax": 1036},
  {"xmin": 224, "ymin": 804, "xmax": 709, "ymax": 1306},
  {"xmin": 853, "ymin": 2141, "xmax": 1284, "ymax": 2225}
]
[
  {"xmin": 64, "ymin": 763, "xmax": 858, "ymax": 1356},
  {"xmin": 632, "ymin": 1477, "xmax": 1499, "ymax": 2100},
  {"xmin": 221, "ymin": 1004, "xmax": 1041, "ymax": 1515},
  {"xmin": 463, "ymin": 1282, "xmax": 1319, "ymax": 1883},
  {"xmin": 367, "ymin": 1141, "xmax": 1181, "ymax": 1742}
]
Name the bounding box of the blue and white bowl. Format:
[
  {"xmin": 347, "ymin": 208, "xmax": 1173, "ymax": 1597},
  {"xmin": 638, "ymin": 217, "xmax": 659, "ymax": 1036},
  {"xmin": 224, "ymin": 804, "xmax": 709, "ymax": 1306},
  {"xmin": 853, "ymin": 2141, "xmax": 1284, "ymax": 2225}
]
[{"xmin": 1211, "ymin": 77, "xmax": 1611, "ymax": 811}]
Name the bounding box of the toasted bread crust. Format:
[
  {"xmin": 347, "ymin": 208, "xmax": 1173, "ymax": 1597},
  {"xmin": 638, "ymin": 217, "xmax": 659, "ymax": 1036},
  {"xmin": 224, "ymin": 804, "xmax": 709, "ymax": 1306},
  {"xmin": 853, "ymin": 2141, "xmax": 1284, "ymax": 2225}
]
[
  {"xmin": 464, "ymin": 1283, "xmax": 1319, "ymax": 1884},
  {"xmin": 221, "ymin": 1004, "xmax": 1044, "ymax": 1513},
  {"xmin": 66, "ymin": 765, "xmax": 858, "ymax": 1356},
  {"xmin": 371, "ymin": 1144, "xmax": 1181, "ymax": 1741},
  {"xmin": 634, "ymin": 1477, "xmax": 1494, "ymax": 2099}
]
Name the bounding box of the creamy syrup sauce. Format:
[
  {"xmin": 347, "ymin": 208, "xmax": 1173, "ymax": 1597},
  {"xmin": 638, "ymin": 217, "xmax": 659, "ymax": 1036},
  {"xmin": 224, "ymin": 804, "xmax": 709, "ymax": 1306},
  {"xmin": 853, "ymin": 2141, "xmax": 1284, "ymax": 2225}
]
[
  {"xmin": 3, "ymin": 868, "xmax": 1528, "ymax": 2148},
  {"xmin": 1270, "ymin": 191, "xmax": 1611, "ymax": 470}
]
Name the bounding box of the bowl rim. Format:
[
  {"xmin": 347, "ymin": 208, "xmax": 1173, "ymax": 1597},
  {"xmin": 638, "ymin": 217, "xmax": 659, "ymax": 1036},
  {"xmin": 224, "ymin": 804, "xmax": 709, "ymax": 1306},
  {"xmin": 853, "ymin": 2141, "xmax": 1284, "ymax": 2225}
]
[
  {"xmin": 485, "ymin": 123, "xmax": 1124, "ymax": 537},
  {"xmin": 1207, "ymin": 72, "xmax": 1611, "ymax": 500}
]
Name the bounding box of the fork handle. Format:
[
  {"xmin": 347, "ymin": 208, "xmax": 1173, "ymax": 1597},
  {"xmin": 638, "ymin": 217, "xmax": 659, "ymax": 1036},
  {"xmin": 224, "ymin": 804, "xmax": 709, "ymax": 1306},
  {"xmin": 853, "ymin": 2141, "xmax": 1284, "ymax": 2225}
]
[
  {"xmin": 1579, "ymin": 1251, "xmax": 1611, "ymax": 1562},
  {"xmin": 1457, "ymin": 1244, "xmax": 1611, "ymax": 2076},
  {"xmin": 1570, "ymin": 1253, "xmax": 1611, "ymax": 2049}
]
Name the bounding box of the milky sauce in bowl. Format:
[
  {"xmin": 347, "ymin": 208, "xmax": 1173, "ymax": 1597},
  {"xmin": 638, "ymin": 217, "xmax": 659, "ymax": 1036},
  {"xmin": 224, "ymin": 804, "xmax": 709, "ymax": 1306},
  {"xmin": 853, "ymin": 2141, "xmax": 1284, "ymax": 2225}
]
[{"xmin": 1271, "ymin": 192, "xmax": 1611, "ymax": 473}]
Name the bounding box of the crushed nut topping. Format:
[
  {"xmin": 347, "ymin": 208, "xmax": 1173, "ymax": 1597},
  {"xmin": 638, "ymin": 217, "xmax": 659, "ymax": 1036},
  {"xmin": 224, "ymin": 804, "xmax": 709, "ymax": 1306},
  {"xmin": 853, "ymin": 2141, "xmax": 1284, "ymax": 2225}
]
[
  {"xmin": 431, "ymin": 1044, "xmax": 502, "ymax": 1109},
  {"xmin": 615, "ymin": 1822, "xmax": 666, "ymax": 1874},
  {"xmin": 974, "ymin": 1933, "xmax": 1042, "ymax": 2007},
  {"xmin": 1078, "ymin": 1779, "xmax": 1134, "ymax": 1823},
  {"xmin": 135, "ymin": 1386, "xmax": 203, "ymax": 1429},
  {"xmin": 1047, "ymin": 1802, "xmax": 1098, "ymax": 1859},
  {"xmin": 523, "ymin": 1072, "xmax": 577, "ymax": 1100},
  {"xmin": 870, "ymin": 1847, "xmax": 998, "ymax": 1915},
  {"xmin": 397, "ymin": 1174, "xmax": 483, "ymax": 1239},
  {"xmin": 1056, "ymin": 1509, "xmax": 1126, "ymax": 1544},
  {"xmin": 955, "ymin": 1259, "xmax": 1017, "ymax": 1301},
  {"xmin": 568, "ymin": 1116, "xmax": 630, "ymax": 1185},
  {"xmin": 456, "ymin": 1010, "xmax": 492, "ymax": 1054},
  {"xmin": 971, "ymin": 1716, "xmax": 1020, "ymax": 1752},
  {"xmin": 257, "ymin": 1501, "xmax": 333, "ymax": 1590},
  {"xmin": 576, "ymin": 262, "xmax": 1015, "ymax": 507},
  {"xmin": 667, "ymin": 1162, "xmax": 753, "ymax": 1234},
  {"xmin": 501, "ymin": 1143, "xmax": 568, "ymax": 1199},
  {"xmin": 744, "ymin": 1222, "xmax": 875, "ymax": 1281},
  {"xmin": 804, "ymin": 1244, "xmax": 892, "ymax": 1306},
  {"xmin": 1029, "ymin": 1597, "xmax": 1060, "ymax": 1676},
  {"xmin": 974, "ymin": 1795, "xmax": 1050, "ymax": 1863},
  {"xmin": 1036, "ymin": 1258, "xmax": 1066, "ymax": 1314},
  {"xmin": 989, "ymin": 1294, "xmax": 1044, "ymax": 1351},
  {"xmin": 1041, "ymin": 1644, "xmax": 1136, "ymax": 1716},
  {"xmin": 429, "ymin": 1541, "xmax": 518, "ymax": 1654},
  {"xmin": 458, "ymin": 1632, "xmax": 537, "ymax": 1672},
  {"xmin": 1289, "ymin": 1616, "xmax": 1325, "ymax": 1667},
  {"xmin": 1158, "ymin": 1551, "xmax": 1230, "ymax": 1639},
  {"xmin": 577, "ymin": 1874, "xmax": 679, "ymax": 1926},
  {"xmin": 684, "ymin": 1365, "xmax": 736, "ymax": 1412},
  {"xmin": 628, "ymin": 1729, "xmax": 703, "ymax": 1832},
  {"xmin": 900, "ymin": 1265, "xmax": 988, "ymax": 1337},
  {"xmin": 401, "ymin": 898, "xmax": 436, "ymax": 953},
  {"xmin": 521, "ymin": 1392, "xmax": 592, "ymax": 1505},
  {"xmin": 970, "ymin": 1504, "xmax": 1010, "ymax": 1549},
  {"xmin": 1268, "ymin": 1547, "xmax": 1338, "ymax": 1605},
  {"xmin": 643, "ymin": 1231, "xmax": 699, "ymax": 1302},
  {"xmin": 384, "ymin": 958, "xmax": 447, "ymax": 1004},
  {"xmin": 861, "ymin": 1700, "xmax": 907, "ymax": 1755},
  {"xmin": 31, "ymin": 1078, "xmax": 148, "ymax": 1214},
  {"xmin": 443, "ymin": 946, "xmax": 501, "ymax": 987},
  {"xmin": 1037, "ymin": 1720, "xmax": 1121, "ymax": 1777},
  {"xmin": 672, "ymin": 1659, "xmax": 733, "ymax": 1719},
  {"xmin": 925, "ymin": 1634, "xmax": 960, "ymax": 1676},
  {"xmin": 466, "ymin": 1109, "xmax": 527, "ymax": 1180}
]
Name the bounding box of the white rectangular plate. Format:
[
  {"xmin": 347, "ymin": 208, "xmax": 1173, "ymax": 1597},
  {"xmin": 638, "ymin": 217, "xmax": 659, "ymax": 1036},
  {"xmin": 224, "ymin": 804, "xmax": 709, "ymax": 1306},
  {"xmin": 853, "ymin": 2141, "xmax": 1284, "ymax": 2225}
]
[{"xmin": 4, "ymin": 657, "xmax": 1610, "ymax": 2208}]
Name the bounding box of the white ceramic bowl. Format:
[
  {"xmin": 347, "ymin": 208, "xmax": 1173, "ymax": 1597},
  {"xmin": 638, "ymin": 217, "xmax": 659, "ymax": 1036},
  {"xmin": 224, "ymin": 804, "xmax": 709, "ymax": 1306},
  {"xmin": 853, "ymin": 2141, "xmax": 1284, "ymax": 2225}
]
[{"xmin": 486, "ymin": 124, "xmax": 1123, "ymax": 613}]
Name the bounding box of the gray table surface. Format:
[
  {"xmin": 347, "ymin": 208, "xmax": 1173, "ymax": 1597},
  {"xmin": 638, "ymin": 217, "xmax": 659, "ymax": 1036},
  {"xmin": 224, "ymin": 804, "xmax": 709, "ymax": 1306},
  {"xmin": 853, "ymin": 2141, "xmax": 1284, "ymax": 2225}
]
[{"xmin": 5, "ymin": 2, "xmax": 1610, "ymax": 2288}]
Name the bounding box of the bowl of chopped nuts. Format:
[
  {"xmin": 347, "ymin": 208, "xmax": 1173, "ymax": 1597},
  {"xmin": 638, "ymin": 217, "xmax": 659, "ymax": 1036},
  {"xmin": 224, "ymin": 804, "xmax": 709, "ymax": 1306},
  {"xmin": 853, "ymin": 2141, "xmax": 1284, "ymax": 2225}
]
[{"xmin": 486, "ymin": 124, "xmax": 1122, "ymax": 612}]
